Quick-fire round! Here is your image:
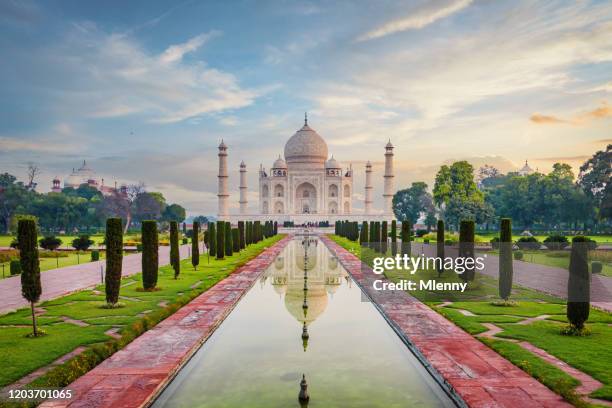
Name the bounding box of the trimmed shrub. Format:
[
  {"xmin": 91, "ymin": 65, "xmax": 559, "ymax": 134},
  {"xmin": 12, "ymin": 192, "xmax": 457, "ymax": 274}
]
[
  {"xmin": 191, "ymin": 221, "xmax": 200, "ymax": 270},
  {"xmin": 10, "ymin": 238, "xmax": 19, "ymax": 248},
  {"xmin": 499, "ymin": 218, "xmax": 513, "ymax": 301},
  {"xmin": 18, "ymin": 219, "xmax": 41, "ymax": 337},
  {"xmin": 216, "ymin": 221, "xmax": 225, "ymax": 260},
  {"xmin": 543, "ymin": 235, "xmax": 569, "ymax": 250},
  {"xmin": 91, "ymin": 250, "xmax": 100, "ymax": 262},
  {"xmin": 459, "ymin": 220, "xmax": 475, "ymax": 282},
  {"xmin": 254, "ymin": 221, "xmax": 261, "ymax": 243},
  {"xmin": 490, "ymin": 236, "xmax": 500, "ymax": 250},
  {"xmin": 381, "ymin": 221, "xmax": 388, "ymax": 254},
  {"xmin": 105, "ymin": 218, "xmax": 123, "ymax": 306},
  {"xmin": 514, "ymin": 250, "xmax": 523, "ymax": 260},
  {"xmin": 360, "ymin": 221, "xmax": 369, "ymax": 245},
  {"xmin": 39, "ymin": 236, "xmax": 62, "ymax": 251},
  {"xmin": 208, "ymin": 222, "xmax": 216, "ymax": 257},
  {"xmin": 10, "ymin": 260, "xmax": 21, "ymax": 275},
  {"xmin": 141, "ymin": 221, "xmax": 159, "ymax": 290},
  {"xmin": 423, "ymin": 239, "xmax": 430, "ymax": 244},
  {"xmin": 591, "ymin": 261, "xmax": 602, "ymax": 274},
  {"xmin": 273, "ymin": 221, "xmax": 278, "ymax": 235},
  {"xmin": 182, "ymin": 237, "xmax": 188, "ymax": 245},
  {"xmin": 246, "ymin": 221, "xmax": 252, "ymax": 245},
  {"xmin": 391, "ymin": 220, "xmax": 397, "ymax": 256},
  {"xmin": 436, "ymin": 220, "xmax": 444, "ymax": 276},
  {"xmin": 224, "ymin": 222, "xmax": 233, "ymax": 256},
  {"xmin": 238, "ymin": 221, "xmax": 245, "ymax": 249},
  {"xmin": 232, "ymin": 228, "xmax": 240, "ymax": 253},
  {"xmin": 169, "ymin": 221, "xmax": 180, "ymax": 279},
  {"xmin": 567, "ymin": 236, "xmax": 590, "ymax": 331},
  {"xmin": 401, "ymin": 220, "xmax": 411, "ymax": 257},
  {"xmin": 136, "ymin": 244, "xmax": 143, "ymax": 252},
  {"xmin": 516, "ymin": 236, "xmax": 540, "ymax": 251},
  {"xmin": 72, "ymin": 235, "xmax": 94, "ymax": 251}
]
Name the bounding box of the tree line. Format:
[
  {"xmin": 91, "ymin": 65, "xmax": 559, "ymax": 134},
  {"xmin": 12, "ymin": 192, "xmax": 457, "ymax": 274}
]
[
  {"xmin": 0, "ymin": 173, "xmax": 186, "ymax": 234},
  {"xmin": 392, "ymin": 144, "xmax": 610, "ymax": 231}
]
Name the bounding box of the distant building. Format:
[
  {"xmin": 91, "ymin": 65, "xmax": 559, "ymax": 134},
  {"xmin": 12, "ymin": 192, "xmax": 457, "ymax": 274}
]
[
  {"xmin": 51, "ymin": 160, "xmax": 125, "ymax": 195},
  {"xmin": 518, "ymin": 160, "xmax": 534, "ymax": 176}
]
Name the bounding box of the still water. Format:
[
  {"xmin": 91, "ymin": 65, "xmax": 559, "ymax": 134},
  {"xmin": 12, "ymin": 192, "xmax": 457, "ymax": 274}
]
[{"xmin": 152, "ymin": 236, "xmax": 456, "ymax": 408}]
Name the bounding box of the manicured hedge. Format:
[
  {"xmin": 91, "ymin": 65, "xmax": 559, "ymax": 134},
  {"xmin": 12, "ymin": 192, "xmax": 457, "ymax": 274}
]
[
  {"xmin": 141, "ymin": 221, "xmax": 159, "ymax": 290},
  {"xmin": 105, "ymin": 218, "xmax": 123, "ymax": 305}
]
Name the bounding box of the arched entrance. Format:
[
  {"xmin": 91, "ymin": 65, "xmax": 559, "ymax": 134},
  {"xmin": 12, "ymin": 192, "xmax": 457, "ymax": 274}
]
[{"xmin": 295, "ymin": 182, "xmax": 317, "ymax": 214}]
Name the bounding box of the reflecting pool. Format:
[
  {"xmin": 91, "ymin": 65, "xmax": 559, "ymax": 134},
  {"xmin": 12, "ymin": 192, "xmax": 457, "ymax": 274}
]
[{"xmin": 152, "ymin": 236, "xmax": 456, "ymax": 408}]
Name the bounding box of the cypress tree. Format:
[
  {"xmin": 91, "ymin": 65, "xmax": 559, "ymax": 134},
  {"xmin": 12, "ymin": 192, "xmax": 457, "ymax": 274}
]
[
  {"xmin": 105, "ymin": 218, "xmax": 123, "ymax": 306},
  {"xmin": 208, "ymin": 222, "xmax": 216, "ymax": 257},
  {"xmin": 335, "ymin": 221, "xmax": 340, "ymax": 235},
  {"xmin": 18, "ymin": 219, "xmax": 41, "ymax": 337},
  {"xmin": 459, "ymin": 220, "xmax": 475, "ymax": 282},
  {"xmin": 401, "ymin": 220, "xmax": 411, "ymax": 257},
  {"xmin": 216, "ymin": 221, "xmax": 225, "ymax": 259},
  {"xmin": 192, "ymin": 221, "xmax": 200, "ymax": 270},
  {"xmin": 360, "ymin": 221, "xmax": 369, "ymax": 246},
  {"xmin": 225, "ymin": 222, "xmax": 233, "ymax": 256},
  {"xmin": 246, "ymin": 221, "xmax": 252, "ymax": 245},
  {"xmin": 232, "ymin": 228, "xmax": 240, "ymax": 253},
  {"xmin": 369, "ymin": 221, "xmax": 375, "ymax": 243},
  {"xmin": 141, "ymin": 220, "xmax": 159, "ymax": 290},
  {"xmin": 381, "ymin": 221, "xmax": 388, "ymax": 254},
  {"xmin": 274, "ymin": 221, "xmax": 278, "ymax": 235},
  {"xmin": 567, "ymin": 236, "xmax": 590, "ymax": 331},
  {"xmin": 254, "ymin": 221, "xmax": 261, "ymax": 242},
  {"xmin": 238, "ymin": 221, "xmax": 246, "ymax": 249},
  {"xmin": 391, "ymin": 220, "xmax": 397, "ymax": 256},
  {"xmin": 436, "ymin": 220, "xmax": 445, "ymax": 276},
  {"xmin": 374, "ymin": 222, "xmax": 381, "ymax": 252},
  {"xmin": 170, "ymin": 221, "xmax": 180, "ymax": 279},
  {"xmin": 499, "ymin": 218, "xmax": 513, "ymax": 301}
]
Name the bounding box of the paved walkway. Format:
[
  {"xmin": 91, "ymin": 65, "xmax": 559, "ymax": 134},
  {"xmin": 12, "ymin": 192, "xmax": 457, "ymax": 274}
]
[
  {"xmin": 412, "ymin": 242, "xmax": 612, "ymax": 312},
  {"xmin": 322, "ymin": 236, "xmax": 571, "ymax": 408},
  {"xmin": 0, "ymin": 244, "xmax": 198, "ymax": 315},
  {"xmin": 40, "ymin": 236, "xmax": 291, "ymax": 408}
]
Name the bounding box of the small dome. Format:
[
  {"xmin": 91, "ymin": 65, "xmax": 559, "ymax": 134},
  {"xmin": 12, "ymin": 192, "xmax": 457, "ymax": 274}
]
[
  {"xmin": 284, "ymin": 122, "xmax": 328, "ymax": 165},
  {"xmin": 272, "ymin": 155, "xmax": 287, "ymax": 169},
  {"xmin": 325, "ymin": 156, "xmax": 340, "ymax": 169}
]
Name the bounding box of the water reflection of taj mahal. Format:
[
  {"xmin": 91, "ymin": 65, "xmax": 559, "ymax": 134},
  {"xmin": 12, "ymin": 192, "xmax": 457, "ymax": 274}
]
[{"xmin": 263, "ymin": 237, "xmax": 347, "ymax": 344}]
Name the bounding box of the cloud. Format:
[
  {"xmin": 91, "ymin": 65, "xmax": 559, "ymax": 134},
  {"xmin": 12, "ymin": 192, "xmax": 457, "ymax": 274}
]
[
  {"xmin": 530, "ymin": 102, "xmax": 612, "ymax": 125},
  {"xmin": 159, "ymin": 31, "xmax": 220, "ymax": 64},
  {"xmin": 0, "ymin": 123, "xmax": 86, "ymax": 154},
  {"xmin": 26, "ymin": 26, "xmax": 266, "ymax": 124},
  {"xmin": 357, "ymin": 0, "xmax": 473, "ymax": 41},
  {"xmin": 593, "ymin": 139, "xmax": 612, "ymax": 144},
  {"xmin": 533, "ymin": 155, "xmax": 589, "ymax": 162}
]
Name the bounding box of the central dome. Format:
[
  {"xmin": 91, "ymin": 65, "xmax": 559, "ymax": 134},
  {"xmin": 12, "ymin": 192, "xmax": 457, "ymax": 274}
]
[{"xmin": 284, "ymin": 123, "xmax": 328, "ymax": 165}]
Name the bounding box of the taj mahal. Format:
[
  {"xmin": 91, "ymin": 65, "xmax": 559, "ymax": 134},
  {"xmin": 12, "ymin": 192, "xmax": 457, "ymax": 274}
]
[{"xmin": 217, "ymin": 115, "xmax": 395, "ymax": 223}]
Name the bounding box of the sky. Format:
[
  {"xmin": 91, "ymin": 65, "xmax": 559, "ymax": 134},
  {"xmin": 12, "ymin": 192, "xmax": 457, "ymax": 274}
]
[{"xmin": 1, "ymin": 0, "xmax": 611, "ymax": 217}]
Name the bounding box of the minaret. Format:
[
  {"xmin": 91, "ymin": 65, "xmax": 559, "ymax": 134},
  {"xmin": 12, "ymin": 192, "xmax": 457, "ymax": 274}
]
[
  {"xmin": 239, "ymin": 161, "xmax": 247, "ymax": 215},
  {"xmin": 383, "ymin": 140, "xmax": 394, "ymax": 215},
  {"xmin": 217, "ymin": 140, "xmax": 229, "ymax": 220},
  {"xmin": 365, "ymin": 161, "xmax": 373, "ymax": 215}
]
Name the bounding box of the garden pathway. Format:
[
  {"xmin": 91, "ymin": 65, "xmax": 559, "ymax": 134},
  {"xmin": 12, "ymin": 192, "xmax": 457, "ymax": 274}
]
[
  {"xmin": 0, "ymin": 244, "xmax": 199, "ymax": 315},
  {"xmin": 412, "ymin": 243, "xmax": 612, "ymax": 313},
  {"xmin": 322, "ymin": 236, "xmax": 571, "ymax": 408}
]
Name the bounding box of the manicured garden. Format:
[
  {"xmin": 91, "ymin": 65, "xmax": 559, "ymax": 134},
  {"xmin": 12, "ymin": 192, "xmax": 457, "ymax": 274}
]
[
  {"xmin": 0, "ymin": 234, "xmax": 282, "ymax": 390},
  {"xmin": 330, "ymin": 234, "xmax": 612, "ymax": 406}
]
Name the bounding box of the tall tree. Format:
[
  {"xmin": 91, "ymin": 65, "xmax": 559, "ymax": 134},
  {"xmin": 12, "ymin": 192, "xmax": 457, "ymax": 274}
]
[
  {"xmin": 567, "ymin": 236, "xmax": 590, "ymax": 332},
  {"xmin": 579, "ymin": 144, "xmax": 611, "ymax": 220},
  {"xmin": 191, "ymin": 221, "xmax": 200, "ymax": 270},
  {"xmin": 163, "ymin": 204, "xmax": 186, "ymax": 223},
  {"xmin": 459, "ymin": 220, "xmax": 475, "ymax": 282},
  {"xmin": 105, "ymin": 218, "xmax": 123, "ymax": 306},
  {"xmin": 436, "ymin": 220, "xmax": 444, "ymax": 277},
  {"xmin": 19, "ymin": 219, "xmax": 41, "ymax": 336},
  {"xmin": 392, "ymin": 182, "xmax": 434, "ymax": 223},
  {"xmin": 141, "ymin": 221, "xmax": 159, "ymax": 290},
  {"xmin": 170, "ymin": 221, "xmax": 180, "ymax": 279},
  {"xmin": 498, "ymin": 218, "xmax": 513, "ymax": 302}
]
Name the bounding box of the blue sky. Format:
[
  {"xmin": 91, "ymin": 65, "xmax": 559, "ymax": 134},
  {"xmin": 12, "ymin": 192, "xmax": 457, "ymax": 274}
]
[{"xmin": 1, "ymin": 0, "xmax": 611, "ymax": 216}]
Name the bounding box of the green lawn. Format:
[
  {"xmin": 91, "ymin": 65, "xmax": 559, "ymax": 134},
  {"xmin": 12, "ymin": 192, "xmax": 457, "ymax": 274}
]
[
  {"xmin": 0, "ymin": 235, "xmax": 282, "ymax": 388},
  {"xmin": 0, "ymin": 252, "xmax": 107, "ymax": 279},
  {"xmin": 330, "ymin": 235, "xmax": 612, "ymax": 405},
  {"xmin": 0, "ymin": 234, "xmax": 145, "ymax": 248}
]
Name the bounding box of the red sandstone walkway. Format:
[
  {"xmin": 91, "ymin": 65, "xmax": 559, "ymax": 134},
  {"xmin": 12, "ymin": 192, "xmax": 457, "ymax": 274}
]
[
  {"xmin": 321, "ymin": 236, "xmax": 571, "ymax": 408},
  {"xmin": 0, "ymin": 244, "xmax": 197, "ymax": 315},
  {"xmin": 39, "ymin": 236, "xmax": 291, "ymax": 408}
]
